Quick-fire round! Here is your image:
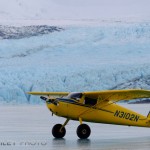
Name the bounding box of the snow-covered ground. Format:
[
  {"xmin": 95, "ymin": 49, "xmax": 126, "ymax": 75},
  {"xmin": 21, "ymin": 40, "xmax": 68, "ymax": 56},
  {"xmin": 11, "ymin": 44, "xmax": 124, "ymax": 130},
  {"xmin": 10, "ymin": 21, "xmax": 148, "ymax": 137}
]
[
  {"xmin": 0, "ymin": 104, "xmax": 150, "ymax": 150},
  {"xmin": 0, "ymin": 22, "xmax": 150, "ymax": 104}
]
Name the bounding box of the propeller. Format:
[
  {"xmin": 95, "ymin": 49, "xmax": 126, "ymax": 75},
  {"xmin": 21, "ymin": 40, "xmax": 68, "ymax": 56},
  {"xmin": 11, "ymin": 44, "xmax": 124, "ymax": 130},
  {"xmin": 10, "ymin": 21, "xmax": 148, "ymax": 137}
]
[{"xmin": 40, "ymin": 96, "xmax": 58, "ymax": 105}]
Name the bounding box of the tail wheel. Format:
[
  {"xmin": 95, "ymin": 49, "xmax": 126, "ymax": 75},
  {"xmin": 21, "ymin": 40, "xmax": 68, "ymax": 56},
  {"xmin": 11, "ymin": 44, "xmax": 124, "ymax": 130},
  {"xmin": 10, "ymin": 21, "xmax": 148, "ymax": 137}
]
[
  {"xmin": 52, "ymin": 124, "xmax": 66, "ymax": 138},
  {"xmin": 76, "ymin": 124, "xmax": 91, "ymax": 139}
]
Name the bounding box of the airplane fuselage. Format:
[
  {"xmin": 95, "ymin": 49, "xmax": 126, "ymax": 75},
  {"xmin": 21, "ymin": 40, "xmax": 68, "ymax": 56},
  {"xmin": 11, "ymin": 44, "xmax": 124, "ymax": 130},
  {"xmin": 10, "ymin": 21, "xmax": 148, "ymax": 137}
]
[{"xmin": 46, "ymin": 98, "xmax": 150, "ymax": 128}]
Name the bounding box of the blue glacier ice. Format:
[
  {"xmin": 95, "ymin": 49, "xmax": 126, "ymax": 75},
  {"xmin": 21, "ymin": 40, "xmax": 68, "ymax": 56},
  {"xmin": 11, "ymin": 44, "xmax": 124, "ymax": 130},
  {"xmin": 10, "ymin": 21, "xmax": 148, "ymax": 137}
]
[{"xmin": 0, "ymin": 23, "xmax": 150, "ymax": 104}]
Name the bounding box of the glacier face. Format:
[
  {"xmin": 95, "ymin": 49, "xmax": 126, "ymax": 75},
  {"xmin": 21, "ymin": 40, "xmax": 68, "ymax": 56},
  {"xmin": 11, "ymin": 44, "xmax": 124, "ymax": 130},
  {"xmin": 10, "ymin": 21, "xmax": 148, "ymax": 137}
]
[{"xmin": 0, "ymin": 23, "xmax": 150, "ymax": 104}]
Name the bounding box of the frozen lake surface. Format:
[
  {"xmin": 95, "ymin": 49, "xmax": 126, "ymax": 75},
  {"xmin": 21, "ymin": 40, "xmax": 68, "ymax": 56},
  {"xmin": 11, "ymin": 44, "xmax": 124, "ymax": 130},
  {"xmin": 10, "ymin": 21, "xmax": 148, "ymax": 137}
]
[{"xmin": 0, "ymin": 104, "xmax": 150, "ymax": 150}]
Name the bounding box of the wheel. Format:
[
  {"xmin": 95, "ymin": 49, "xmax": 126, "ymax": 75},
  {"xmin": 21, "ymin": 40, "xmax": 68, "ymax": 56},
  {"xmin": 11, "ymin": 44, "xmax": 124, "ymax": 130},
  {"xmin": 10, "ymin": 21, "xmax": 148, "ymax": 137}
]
[
  {"xmin": 52, "ymin": 124, "xmax": 66, "ymax": 138},
  {"xmin": 76, "ymin": 124, "xmax": 91, "ymax": 139}
]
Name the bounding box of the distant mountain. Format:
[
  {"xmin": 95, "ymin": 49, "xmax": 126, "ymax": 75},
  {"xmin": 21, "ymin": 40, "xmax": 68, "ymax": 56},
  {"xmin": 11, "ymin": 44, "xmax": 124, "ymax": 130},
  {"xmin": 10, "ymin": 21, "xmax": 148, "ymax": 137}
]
[{"xmin": 0, "ymin": 25, "xmax": 62, "ymax": 39}]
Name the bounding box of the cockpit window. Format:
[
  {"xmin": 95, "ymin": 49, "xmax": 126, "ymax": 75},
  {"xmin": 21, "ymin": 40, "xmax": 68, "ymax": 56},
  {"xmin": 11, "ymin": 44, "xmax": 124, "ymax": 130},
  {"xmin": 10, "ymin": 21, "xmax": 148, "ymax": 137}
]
[
  {"xmin": 66, "ymin": 93, "xmax": 82, "ymax": 100},
  {"xmin": 84, "ymin": 97, "xmax": 97, "ymax": 106}
]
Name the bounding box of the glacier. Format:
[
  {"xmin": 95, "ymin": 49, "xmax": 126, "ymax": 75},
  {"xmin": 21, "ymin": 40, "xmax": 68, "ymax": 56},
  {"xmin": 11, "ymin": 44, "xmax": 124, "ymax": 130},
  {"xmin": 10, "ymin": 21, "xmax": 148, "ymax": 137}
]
[{"xmin": 0, "ymin": 22, "xmax": 150, "ymax": 104}]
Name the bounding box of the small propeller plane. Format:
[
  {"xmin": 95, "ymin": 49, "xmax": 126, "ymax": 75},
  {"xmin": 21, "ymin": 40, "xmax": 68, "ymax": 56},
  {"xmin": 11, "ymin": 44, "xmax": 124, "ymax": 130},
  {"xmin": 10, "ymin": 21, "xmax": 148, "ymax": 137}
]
[{"xmin": 28, "ymin": 89, "xmax": 150, "ymax": 139}]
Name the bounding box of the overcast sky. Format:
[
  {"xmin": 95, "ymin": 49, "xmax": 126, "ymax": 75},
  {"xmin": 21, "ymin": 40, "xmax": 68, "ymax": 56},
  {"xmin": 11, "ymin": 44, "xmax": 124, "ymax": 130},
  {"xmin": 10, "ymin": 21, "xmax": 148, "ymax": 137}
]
[{"xmin": 0, "ymin": 0, "xmax": 150, "ymax": 20}]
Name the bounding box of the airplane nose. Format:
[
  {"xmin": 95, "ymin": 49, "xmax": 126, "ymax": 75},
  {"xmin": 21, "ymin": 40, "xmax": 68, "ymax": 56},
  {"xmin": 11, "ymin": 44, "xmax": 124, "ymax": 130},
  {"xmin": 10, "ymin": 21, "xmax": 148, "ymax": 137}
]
[
  {"xmin": 40, "ymin": 96, "xmax": 58, "ymax": 105},
  {"xmin": 40, "ymin": 96, "xmax": 47, "ymax": 101}
]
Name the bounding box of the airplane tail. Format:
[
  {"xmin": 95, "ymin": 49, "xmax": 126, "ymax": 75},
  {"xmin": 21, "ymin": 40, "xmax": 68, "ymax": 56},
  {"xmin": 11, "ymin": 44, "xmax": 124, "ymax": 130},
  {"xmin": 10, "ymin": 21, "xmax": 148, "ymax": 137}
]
[
  {"xmin": 146, "ymin": 111, "xmax": 150, "ymax": 124},
  {"xmin": 147, "ymin": 111, "xmax": 150, "ymax": 118}
]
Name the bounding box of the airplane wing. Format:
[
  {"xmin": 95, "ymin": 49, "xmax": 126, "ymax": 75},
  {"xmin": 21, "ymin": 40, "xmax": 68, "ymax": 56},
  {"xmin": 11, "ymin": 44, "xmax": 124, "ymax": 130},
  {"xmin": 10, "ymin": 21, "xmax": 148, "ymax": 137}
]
[
  {"xmin": 28, "ymin": 92, "xmax": 69, "ymax": 96},
  {"xmin": 28, "ymin": 89, "xmax": 150, "ymax": 102},
  {"xmin": 83, "ymin": 89, "xmax": 150, "ymax": 102}
]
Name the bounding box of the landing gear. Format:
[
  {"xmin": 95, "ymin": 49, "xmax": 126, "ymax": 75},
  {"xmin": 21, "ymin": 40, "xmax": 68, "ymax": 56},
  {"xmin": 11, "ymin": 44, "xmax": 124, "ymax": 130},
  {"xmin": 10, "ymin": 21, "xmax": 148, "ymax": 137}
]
[
  {"xmin": 52, "ymin": 118, "xmax": 70, "ymax": 138},
  {"xmin": 76, "ymin": 124, "xmax": 91, "ymax": 139},
  {"xmin": 52, "ymin": 124, "xmax": 66, "ymax": 138},
  {"xmin": 52, "ymin": 119, "xmax": 91, "ymax": 139}
]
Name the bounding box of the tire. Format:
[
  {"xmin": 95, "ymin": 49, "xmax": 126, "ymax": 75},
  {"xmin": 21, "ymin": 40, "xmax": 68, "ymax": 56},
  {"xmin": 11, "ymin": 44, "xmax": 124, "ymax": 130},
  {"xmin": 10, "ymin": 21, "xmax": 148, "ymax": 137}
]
[
  {"xmin": 52, "ymin": 124, "xmax": 66, "ymax": 138},
  {"xmin": 76, "ymin": 124, "xmax": 91, "ymax": 139}
]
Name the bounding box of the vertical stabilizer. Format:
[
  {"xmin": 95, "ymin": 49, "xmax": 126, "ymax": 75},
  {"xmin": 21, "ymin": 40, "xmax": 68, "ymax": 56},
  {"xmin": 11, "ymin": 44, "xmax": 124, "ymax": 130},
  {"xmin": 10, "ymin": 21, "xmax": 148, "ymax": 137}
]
[{"xmin": 147, "ymin": 111, "xmax": 150, "ymax": 118}]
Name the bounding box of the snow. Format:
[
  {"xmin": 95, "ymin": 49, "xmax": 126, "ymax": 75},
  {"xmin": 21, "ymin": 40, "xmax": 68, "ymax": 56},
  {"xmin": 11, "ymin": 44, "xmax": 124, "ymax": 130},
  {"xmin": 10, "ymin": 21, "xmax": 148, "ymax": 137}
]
[{"xmin": 0, "ymin": 23, "xmax": 150, "ymax": 104}]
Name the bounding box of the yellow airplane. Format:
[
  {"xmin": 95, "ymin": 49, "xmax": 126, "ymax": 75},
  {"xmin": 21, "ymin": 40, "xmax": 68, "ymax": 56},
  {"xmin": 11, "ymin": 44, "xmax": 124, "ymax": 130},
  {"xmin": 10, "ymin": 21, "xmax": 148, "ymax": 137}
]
[{"xmin": 28, "ymin": 89, "xmax": 150, "ymax": 139}]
